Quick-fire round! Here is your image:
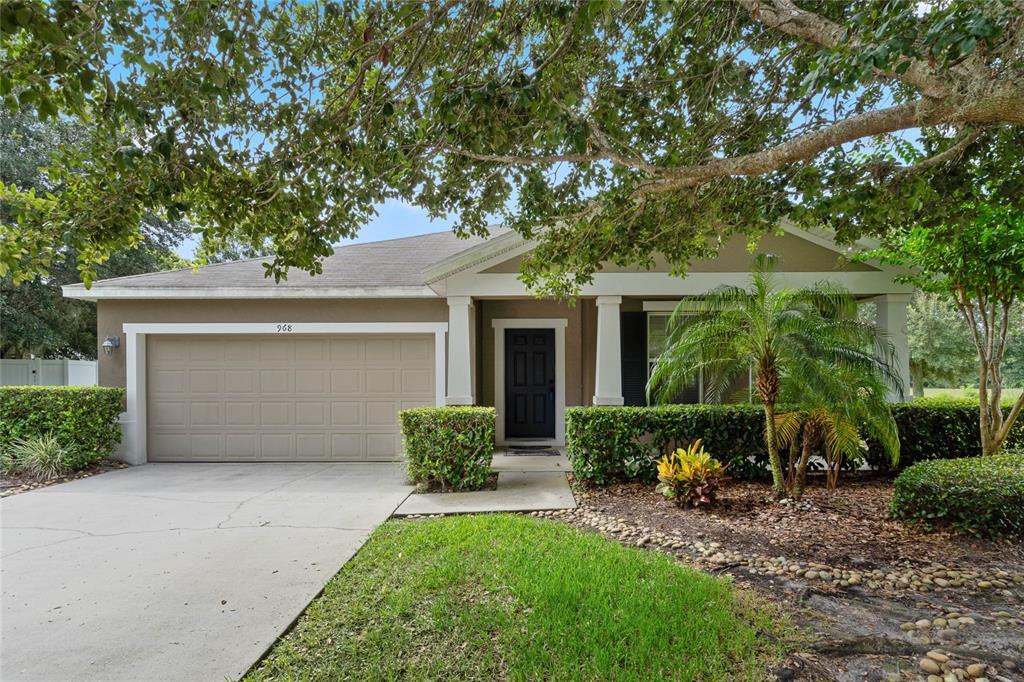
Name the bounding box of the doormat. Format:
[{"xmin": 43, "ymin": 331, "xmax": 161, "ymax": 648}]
[{"xmin": 507, "ymin": 446, "xmax": 561, "ymax": 456}]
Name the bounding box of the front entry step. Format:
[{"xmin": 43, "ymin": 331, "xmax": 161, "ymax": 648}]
[{"xmin": 393, "ymin": 472, "xmax": 576, "ymax": 516}]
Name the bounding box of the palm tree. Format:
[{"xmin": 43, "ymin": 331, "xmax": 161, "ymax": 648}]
[
  {"xmin": 775, "ymin": 362, "xmax": 899, "ymax": 499},
  {"xmin": 647, "ymin": 254, "xmax": 902, "ymax": 499}
]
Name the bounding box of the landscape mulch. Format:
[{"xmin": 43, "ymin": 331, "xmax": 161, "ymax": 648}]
[
  {"xmin": 0, "ymin": 458, "xmax": 129, "ymax": 498},
  {"xmin": 579, "ymin": 473, "xmax": 1023, "ymax": 572}
]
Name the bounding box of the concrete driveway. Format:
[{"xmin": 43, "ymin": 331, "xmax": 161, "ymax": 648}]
[{"xmin": 1, "ymin": 463, "xmax": 412, "ymax": 681}]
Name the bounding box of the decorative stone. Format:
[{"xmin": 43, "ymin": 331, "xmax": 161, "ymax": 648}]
[
  {"xmin": 926, "ymin": 650, "xmax": 949, "ymax": 663},
  {"xmin": 966, "ymin": 663, "xmax": 987, "ymax": 678},
  {"xmin": 920, "ymin": 658, "xmax": 942, "ymax": 674}
]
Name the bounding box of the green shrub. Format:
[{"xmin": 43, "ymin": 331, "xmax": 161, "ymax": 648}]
[
  {"xmin": 9, "ymin": 433, "xmax": 73, "ymax": 480},
  {"xmin": 866, "ymin": 398, "xmax": 1024, "ymax": 469},
  {"xmin": 890, "ymin": 455, "xmax": 1024, "ymax": 537},
  {"xmin": 0, "ymin": 386, "xmax": 125, "ymax": 470},
  {"xmin": 566, "ymin": 405, "xmax": 767, "ymax": 484},
  {"xmin": 400, "ymin": 406, "xmax": 496, "ymax": 490}
]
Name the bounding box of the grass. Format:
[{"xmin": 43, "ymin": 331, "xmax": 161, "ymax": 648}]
[
  {"xmin": 246, "ymin": 514, "xmax": 790, "ymax": 681},
  {"xmin": 922, "ymin": 387, "xmax": 1023, "ymax": 402}
]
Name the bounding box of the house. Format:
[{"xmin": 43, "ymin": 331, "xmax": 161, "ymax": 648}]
[{"xmin": 62, "ymin": 224, "xmax": 913, "ymax": 464}]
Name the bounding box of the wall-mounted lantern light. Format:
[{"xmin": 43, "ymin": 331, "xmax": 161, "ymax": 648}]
[{"xmin": 102, "ymin": 336, "xmax": 120, "ymax": 356}]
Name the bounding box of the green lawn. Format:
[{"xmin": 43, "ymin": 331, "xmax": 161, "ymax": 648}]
[
  {"xmin": 246, "ymin": 514, "xmax": 790, "ymax": 681},
  {"xmin": 922, "ymin": 387, "xmax": 1023, "ymax": 402}
]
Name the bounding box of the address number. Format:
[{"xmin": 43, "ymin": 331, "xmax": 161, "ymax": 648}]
[{"xmin": 276, "ymin": 324, "xmax": 294, "ymax": 332}]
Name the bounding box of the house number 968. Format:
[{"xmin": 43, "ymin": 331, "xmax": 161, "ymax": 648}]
[{"xmin": 276, "ymin": 324, "xmax": 294, "ymax": 332}]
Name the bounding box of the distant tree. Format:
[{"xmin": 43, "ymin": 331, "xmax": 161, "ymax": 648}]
[
  {"xmin": 907, "ymin": 292, "xmax": 976, "ymax": 396},
  {"xmin": 869, "ymin": 203, "xmax": 1024, "ymax": 455},
  {"xmin": 0, "ymin": 110, "xmax": 188, "ymax": 359},
  {"xmin": 201, "ymin": 240, "xmax": 275, "ymax": 265}
]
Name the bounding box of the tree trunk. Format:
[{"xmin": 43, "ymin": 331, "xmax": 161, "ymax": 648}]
[
  {"xmin": 793, "ymin": 422, "xmax": 817, "ymax": 500},
  {"xmin": 762, "ymin": 401, "xmax": 785, "ymax": 498},
  {"xmin": 910, "ymin": 365, "xmax": 925, "ymax": 398}
]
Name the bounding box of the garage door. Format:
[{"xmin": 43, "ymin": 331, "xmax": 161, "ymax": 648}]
[{"xmin": 146, "ymin": 334, "xmax": 435, "ymax": 461}]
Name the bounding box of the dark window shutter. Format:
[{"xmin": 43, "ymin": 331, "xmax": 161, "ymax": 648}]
[{"xmin": 620, "ymin": 311, "xmax": 647, "ymax": 406}]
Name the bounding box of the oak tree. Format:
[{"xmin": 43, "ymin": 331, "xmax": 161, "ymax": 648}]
[{"xmin": 1, "ymin": 1, "xmax": 1022, "ymax": 292}]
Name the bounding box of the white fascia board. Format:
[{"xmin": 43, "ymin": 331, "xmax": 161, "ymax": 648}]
[
  {"xmin": 422, "ymin": 230, "xmax": 532, "ymax": 283},
  {"xmin": 447, "ymin": 271, "xmax": 915, "ymax": 297},
  {"xmin": 122, "ymin": 322, "xmax": 448, "ymax": 335},
  {"xmin": 61, "ymin": 285, "xmax": 440, "ymax": 301}
]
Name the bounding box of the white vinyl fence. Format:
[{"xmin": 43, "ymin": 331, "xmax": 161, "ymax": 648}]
[{"xmin": 0, "ymin": 358, "xmax": 98, "ymax": 386}]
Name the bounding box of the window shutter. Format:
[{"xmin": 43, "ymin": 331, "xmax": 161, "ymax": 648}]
[{"xmin": 620, "ymin": 311, "xmax": 647, "ymax": 406}]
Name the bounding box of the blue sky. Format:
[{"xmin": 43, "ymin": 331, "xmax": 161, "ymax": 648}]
[{"xmin": 175, "ymin": 198, "xmax": 456, "ymax": 258}]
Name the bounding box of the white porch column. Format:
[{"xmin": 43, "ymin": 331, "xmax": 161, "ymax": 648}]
[
  {"xmin": 593, "ymin": 295, "xmax": 624, "ymax": 405},
  {"xmin": 874, "ymin": 294, "xmax": 911, "ymax": 402},
  {"xmin": 445, "ymin": 296, "xmax": 474, "ymax": 405}
]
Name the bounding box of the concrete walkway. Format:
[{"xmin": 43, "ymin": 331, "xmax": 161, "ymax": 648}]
[
  {"xmin": 1, "ymin": 463, "xmax": 412, "ymax": 682},
  {"xmin": 394, "ymin": 453, "xmax": 576, "ymax": 516}
]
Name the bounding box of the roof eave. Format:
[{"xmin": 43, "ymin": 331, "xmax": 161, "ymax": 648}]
[{"xmin": 60, "ymin": 284, "xmax": 441, "ymax": 301}]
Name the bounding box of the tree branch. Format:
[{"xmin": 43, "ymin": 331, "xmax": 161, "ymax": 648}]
[
  {"xmin": 894, "ymin": 128, "xmax": 982, "ymax": 175},
  {"xmin": 734, "ymin": 0, "xmax": 948, "ymax": 98},
  {"xmin": 634, "ymin": 100, "xmax": 924, "ymax": 195}
]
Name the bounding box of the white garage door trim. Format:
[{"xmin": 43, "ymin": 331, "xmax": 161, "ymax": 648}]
[{"xmin": 120, "ymin": 322, "xmax": 448, "ymax": 464}]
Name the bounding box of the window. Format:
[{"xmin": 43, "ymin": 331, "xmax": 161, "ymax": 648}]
[
  {"xmin": 646, "ymin": 312, "xmax": 754, "ymax": 404},
  {"xmin": 646, "ymin": 313, "xmax": 702, "ymax": 404}
]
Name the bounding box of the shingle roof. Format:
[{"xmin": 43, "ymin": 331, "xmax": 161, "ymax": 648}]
[{"xmin": 65, "ymin": 229, "xmax": 501, "ymax": 296}]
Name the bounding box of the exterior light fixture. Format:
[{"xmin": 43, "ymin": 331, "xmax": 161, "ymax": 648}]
[{"xmin": 102, "ymin": 336, "xmax": 120, "ymax": 356}]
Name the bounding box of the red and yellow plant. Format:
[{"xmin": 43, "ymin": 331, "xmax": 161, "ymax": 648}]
[{"xmin": 655, "ymin": 439, "xmax": 728, "ymax": 508}]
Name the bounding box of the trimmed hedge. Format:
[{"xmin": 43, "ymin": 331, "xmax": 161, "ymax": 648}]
[
  {"xmin": 400, "ymin": 406, "xmax": 496, "ymax": 490},
  {"xmin": 866, "ymin": 398, "xmax": 1024, "ymax": 469},
  {"xmin": 565, "ymin": 405, "xmax": 768, "ymax": 484},
  {"xmin": 0, "ymin": 386, "xmax": 125, "ymax": 469},
  {"xmin": 568, "ymin": 399, "xmax": 1024, "ymax": 484},
  {"xmin": 890, "ymin": 454, "xmax": 1024, "ymax": 537}
]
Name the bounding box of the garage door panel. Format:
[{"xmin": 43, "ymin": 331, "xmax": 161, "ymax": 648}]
[
  {"xmin": 147, "ymin": 334, "xmax": 433, "ymax": 462},
  {"xmin": 402, "ymin": 368, "xmax": 432, "ymax": 393},
  {"xmin": 330, "ymin": 401, "xmax": 362, "ymax": 426},
  {"xmin": 294, "ymin": 369, "xmax": 327, "ymax": 393},
  {"xmin": 330, "ymin": 369, "xmax": 362, "ymax": 394},
  {"xmin": 295, "ymin": 402, "xmax": 327, "ymax": 425},
  {"xmin": 366, "ymin": 433, "xmax": 401, "ymax": 459},
  {"xmin": 151, "ymin": 370, "xmax": 186, "ymax": 394},
  {"xmin": 189, "ymin": 370, "xmax": 221, "ymax": 393},
  {"xmin": 226, "ymin": 433, "xmax": 257, "ymax": 457},
  {"xmin": 225, "ymin": 402, "xmax": 257, "ymax": 425},
  {"xmin": 365, "ymin": 369, "xmax": 396, "ymax": 394},
  {"xmin": 224, "ymin": 370, "xmax": 257, "ymax": 393},
  {"xmin": 259, "ymin": 369, "xmax": 291, "ymax": 393},
  {"xmin": 189, "ymin": 402, "xmax": 222, "ymax": 426},
  {"xmin": 151, "ymin": 401, "xmax": 187, "ymax": 427}
]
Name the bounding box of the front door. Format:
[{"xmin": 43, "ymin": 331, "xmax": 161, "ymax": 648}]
[{"xmin": 504, "ymin": 328, "xmax": 556, "ymax": 439}]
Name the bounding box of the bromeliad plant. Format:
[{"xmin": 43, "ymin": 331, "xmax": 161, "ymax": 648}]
[{"xmin": 655, "ymin": 439, "xmax": 728, "ymax": 508}]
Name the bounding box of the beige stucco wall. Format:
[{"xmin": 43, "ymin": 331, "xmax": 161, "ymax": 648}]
[
  {"xmin": 483, "ymin": 233, "xmax": 877, "ymax": 274},
  {"xmin": 476, "ymin": 299, "xmax": 592, "ymax": 408},
  {"xmin": 96, "ymin": 298, "xmax": 447, "ymax": 388}
]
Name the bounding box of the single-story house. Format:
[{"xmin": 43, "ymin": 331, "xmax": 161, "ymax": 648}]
[{"xmin": 62, "ymin": 224, "xmax": 913, "ymax": 465}]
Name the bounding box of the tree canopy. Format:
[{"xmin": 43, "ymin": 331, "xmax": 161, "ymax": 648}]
[
  {"xmin": 867, "ymin": 202, "xmax": 1024, "ymax": 454},
  {"xmin": 2, "ymin": 1, "xmax": 1023, "ymax": 292},
  {"xmin": 0, "ymin": 109, "xmax": 188, "ymax": 358}
]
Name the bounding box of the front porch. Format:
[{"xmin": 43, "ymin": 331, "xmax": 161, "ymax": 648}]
[{"xmin": 442, "ymin": 293, "xmax": 913, "ymax": 447}]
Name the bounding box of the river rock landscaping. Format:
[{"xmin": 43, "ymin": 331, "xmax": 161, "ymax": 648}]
[{"xmin": 537, "ymin": 473, "xmax": 1023, "ymax": 682}]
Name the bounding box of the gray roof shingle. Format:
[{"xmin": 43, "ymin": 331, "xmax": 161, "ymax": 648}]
[{"xmin": 75, "ymin": 229, "xmax": 498, "ymax": 292}]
